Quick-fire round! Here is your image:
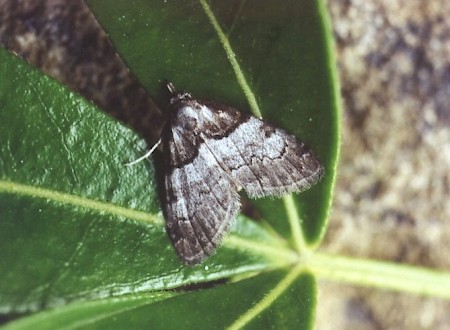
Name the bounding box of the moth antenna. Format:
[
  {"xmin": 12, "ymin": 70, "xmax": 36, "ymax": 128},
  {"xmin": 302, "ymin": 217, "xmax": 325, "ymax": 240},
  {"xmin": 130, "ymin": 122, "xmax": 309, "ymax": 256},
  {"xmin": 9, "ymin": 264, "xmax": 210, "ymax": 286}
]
[
  {"xmin": 125, "ymin": 138, "xmax": 161, "ymax": 166},
  {"xmin": 166, "ymin": 82, "xmax": 177, "ymax": 95}
]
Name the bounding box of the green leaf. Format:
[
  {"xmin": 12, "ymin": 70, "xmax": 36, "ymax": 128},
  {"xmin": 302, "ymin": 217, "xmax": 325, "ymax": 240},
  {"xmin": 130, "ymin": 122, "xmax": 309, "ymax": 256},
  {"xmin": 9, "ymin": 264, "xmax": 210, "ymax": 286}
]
[
  {"xmin": 3, "ymin": 270, "xmax": 315, "ymax": 330},
  {"xmin": 1, "ymin": 0, "xmax": 340, "ymax": 328},
  {"xmin": 85, "ymin": 0, "xmax": 340, "ymax": 244},
  {"xmin": 0, "ymin": 48, "xmax": 290, "ymax": 314}
]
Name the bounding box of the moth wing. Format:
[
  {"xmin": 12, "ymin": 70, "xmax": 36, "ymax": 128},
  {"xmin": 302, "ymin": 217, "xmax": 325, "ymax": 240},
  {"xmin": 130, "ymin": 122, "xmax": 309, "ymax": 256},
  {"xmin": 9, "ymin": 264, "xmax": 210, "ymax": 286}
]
[
  {"xmin": 204, "ymin": 116, "xmax": 324, "ymax": 198},
  {"xmin": 163, "ymin": 142, "xmax": 240, "ymax": 265}
]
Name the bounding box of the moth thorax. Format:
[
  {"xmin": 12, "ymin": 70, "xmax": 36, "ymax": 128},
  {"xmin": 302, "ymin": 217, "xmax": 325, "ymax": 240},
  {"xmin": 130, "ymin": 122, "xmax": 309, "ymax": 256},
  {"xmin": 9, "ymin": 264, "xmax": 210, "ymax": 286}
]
[{"xmin": 177, "ymin": 106, "xmax": 200, "ymax": 131}]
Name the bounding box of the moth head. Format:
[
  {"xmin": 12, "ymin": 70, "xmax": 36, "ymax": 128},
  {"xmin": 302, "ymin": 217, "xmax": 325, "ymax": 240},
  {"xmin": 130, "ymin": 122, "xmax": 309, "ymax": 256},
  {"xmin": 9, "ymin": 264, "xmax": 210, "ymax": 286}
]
[
  {"xmin": 170, "ymin": 92, "xmax": 192, "ymax": 105},
  {"xmin": 166, "ymin": 82, "xmax": 192, "ymax": 106}
]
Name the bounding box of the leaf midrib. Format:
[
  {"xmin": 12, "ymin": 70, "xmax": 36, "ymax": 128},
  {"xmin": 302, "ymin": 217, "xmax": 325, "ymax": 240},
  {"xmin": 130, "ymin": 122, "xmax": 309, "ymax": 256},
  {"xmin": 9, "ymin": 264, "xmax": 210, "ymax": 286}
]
[
  {"xmin": 0, "ymin": 180, "xmax": 162, "ymax": 225},
  {"xmin": 0, "ymin": 179, "xmax": 296, "ymax": 266},
  {"xmin": 198, "ymin": 0, "xmax": 306, "ymax": 255},
  {"xmin": 198, "ymin": 2, "xmax": 308, "ymax": 328}
]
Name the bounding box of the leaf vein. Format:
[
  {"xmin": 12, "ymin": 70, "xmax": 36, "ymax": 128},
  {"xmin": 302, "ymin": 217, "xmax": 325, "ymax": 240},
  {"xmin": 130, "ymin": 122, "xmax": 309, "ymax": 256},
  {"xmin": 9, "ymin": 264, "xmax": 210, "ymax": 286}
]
[
  {"xmin": 227, "ymin": 265, "xmax": 303, "ymax": 330},
  {"xmin": 199, "ymin": 0, "xmax": 307, "ymax": 253},
  {"xmin": 199, "ymin": 0, "xmax": 262, "ymax": 118},
  {"xmin": 0, "ymin": 180, "xmax": 162, "ymax": 225}
]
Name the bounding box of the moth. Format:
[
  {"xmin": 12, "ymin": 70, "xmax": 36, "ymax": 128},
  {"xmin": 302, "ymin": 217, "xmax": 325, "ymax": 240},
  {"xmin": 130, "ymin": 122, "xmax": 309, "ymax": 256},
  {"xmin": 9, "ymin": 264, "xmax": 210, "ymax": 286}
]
[{"xmin": 160, "ymin": 82, "xmax": 324, "ymax": 265}]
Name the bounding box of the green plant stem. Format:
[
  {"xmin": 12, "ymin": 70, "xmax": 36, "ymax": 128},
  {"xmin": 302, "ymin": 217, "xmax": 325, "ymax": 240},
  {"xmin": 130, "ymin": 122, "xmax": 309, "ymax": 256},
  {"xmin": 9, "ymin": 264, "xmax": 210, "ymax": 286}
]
[
  {"xmin": 308, "ymin": 252, "xmax": 450, "ymax": 299},
  {"xmin": 226, "ymin": 232, "xmax": 450, "ymax": 300},
  {"xmin": 225, "ymin": 235, "xmax": 298, "ymax": 266}
]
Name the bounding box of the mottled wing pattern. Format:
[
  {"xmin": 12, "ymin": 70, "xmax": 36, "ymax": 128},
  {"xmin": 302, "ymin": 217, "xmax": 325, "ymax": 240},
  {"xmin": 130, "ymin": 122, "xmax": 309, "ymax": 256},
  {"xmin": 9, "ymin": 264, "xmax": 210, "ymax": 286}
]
[
  {"xmin": 162, "ymin": 88, "xmax": 324, "ymax": 265},
  {"xmin": 163, "ymin": 138, "xmax": 240, "ymax": 265},
  {"xmin": 204, "ymin": 116, "xmax": 324, "ymax": 198}
]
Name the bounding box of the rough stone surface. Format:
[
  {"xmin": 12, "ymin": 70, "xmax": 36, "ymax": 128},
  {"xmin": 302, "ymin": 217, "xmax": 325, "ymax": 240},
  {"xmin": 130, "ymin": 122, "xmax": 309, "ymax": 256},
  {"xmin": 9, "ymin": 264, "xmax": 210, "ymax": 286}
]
[
  {"xmin": 0, "ymin": 0, "xmax": 164, "ymax": 143},
  {"xmin": 317, "ymin": 0, "xmax": 450, "ymax": 329}
]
